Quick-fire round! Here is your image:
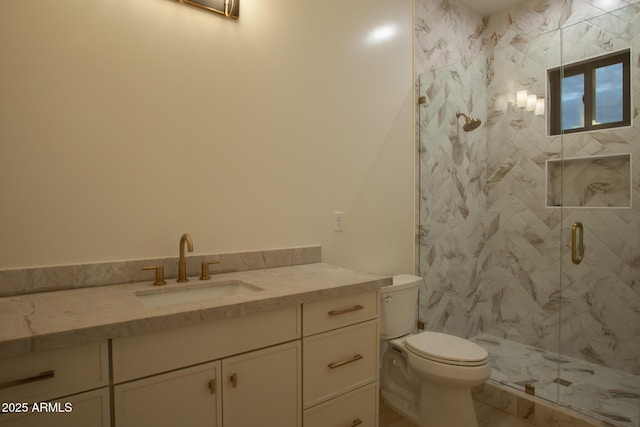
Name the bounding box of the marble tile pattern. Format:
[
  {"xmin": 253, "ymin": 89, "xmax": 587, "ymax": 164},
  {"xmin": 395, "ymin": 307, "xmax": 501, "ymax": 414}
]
[
  {"xmin": 414, "ymin": 0, "xmax": 488, "ymax": 75},
  {"xmin": 472, "ymin": 380, "xmax": 617, "ymax": 427},
  {"xmin": 0, "ymin": 245, "xmax": 321, "ymax": 297},
  {"xmin": 418, "ymin": 54, "xmax": 489, "ymax": 336},
  {"xmin": 415, "ymin": 0, "xmax": 640, "ymax": 75},
  {"xmin": 416, "ymin": 0, "xmax": 640, "ymax": 423},
  {"xmin": 547, "ymin": 155, "xmax": 632, "ymax": 208},
  {"xmin": 0, "ymin": 262, "xmax": 390, "ymax": 359},
  {"xmin": 472, "ymin": 334, "xmax": 640, "ymax": 427},
  {"xmin": 380, "ymin": 388, "xmax": 604, "ymax": 427}
]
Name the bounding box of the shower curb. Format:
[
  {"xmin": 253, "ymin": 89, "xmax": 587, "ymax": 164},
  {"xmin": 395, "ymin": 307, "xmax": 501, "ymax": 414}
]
[{"xmin": 472, "ymin": 380, "xmax": 613, "ymax": 427}]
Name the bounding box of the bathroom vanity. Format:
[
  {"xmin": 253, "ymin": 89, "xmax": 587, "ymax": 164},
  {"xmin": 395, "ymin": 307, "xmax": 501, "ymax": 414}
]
[{"xmin": 0, "ymin": 262, "xmax": 388, "ymax": 427}]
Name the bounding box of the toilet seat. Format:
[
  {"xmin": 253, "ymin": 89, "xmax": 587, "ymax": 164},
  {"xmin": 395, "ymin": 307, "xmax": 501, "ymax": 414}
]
[{"xmin": 405, "ymin": 332, "xmax": 488, "ymax": 367}]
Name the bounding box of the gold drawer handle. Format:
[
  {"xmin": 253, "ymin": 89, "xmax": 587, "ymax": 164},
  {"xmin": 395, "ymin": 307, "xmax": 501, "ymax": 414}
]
[
  {"xmin": 328, "ymin": 305, "xmax": 364, "ymax": 316},
  {"xmin": 351, "ymin": 419, "xmax": 363, "ymax": 427},
  {"xmin": 0, "ymin": 370, "xmax": 55, "ymax": 390},
  {"xmin": 328, "ymin": 354, "xmax": 363, "ymax": 369},
  {"xmin": 208, "ymin": 379, "xmax": 216, "ymax": 395}
]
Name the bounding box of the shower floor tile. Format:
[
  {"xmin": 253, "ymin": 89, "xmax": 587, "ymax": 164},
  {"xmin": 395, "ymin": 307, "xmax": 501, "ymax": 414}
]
[{"xmin": 472, "ymin": 334, "xmax": 640, "ymax": 427}]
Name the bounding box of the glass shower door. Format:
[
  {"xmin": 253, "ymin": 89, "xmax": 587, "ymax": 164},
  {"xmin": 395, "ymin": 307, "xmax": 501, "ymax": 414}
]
[
  {"xmin": 557, "ymin": 5, "xmax": 640, "ymax": 426},
  {"xmin": 417, "ymin": 26, "xmax": 565, "ymax": 404},
  {"xmin": 475, "ymin": 26, "xmax": 565, "ymax": 405}
]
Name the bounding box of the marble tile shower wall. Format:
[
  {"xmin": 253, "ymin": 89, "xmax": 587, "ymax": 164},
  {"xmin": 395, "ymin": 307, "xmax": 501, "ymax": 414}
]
[
  {"xmin": 416, "ymin": 0, "xmax": 640, "ymax": 377},
  {"xmin": 418, "ymin": 55, "xmax": 489, "ymax": 336}
]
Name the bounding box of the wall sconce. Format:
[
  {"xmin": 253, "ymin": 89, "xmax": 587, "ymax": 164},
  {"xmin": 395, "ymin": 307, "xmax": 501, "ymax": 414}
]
[
  {"xmin": 177, "ymin": 0, "xmax": 239, "ymax": 19},
  {"xmin": 535, "ymin": 98, "xmax": 545, "ymax": 116},
  {"xmin": 526, "ymin": 94, "xmax": 537, "ymax": 112},
  {"xmin": 516, "ymin": 89, "xmax": 544, "ymax": 116},
  {"xmin": 516, "ymin": 90, "xmax": 528, "ymax": 108}
]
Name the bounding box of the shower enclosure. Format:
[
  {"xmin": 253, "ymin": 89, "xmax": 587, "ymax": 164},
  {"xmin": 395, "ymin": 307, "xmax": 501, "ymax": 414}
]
[{"xmin": 417, "ymin": 4, "xmax": 639, "ymax": 426}]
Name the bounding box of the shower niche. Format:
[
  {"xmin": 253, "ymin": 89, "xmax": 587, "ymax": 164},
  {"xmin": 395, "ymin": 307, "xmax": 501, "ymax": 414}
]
[{"xmin": 546, "ymin": 153, "xmax": 632, "ymax": 208}]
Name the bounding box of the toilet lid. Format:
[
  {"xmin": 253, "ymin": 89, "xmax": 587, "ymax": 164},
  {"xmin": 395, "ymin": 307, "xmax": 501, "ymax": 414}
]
[{"xmin": 405, "ymin": 332, "xmax": 488, "ymax": 366}]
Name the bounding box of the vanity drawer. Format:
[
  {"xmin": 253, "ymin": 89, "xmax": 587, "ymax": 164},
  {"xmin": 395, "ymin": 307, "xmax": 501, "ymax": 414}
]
[
  {"xmin": 303, "ymin": 382, "xmax": 378, "ymax": 427},
  {"xmin": 303, "ymin": 319, "xmax": 378, "ymax": 408},
  {"xmin": 303, "ymin": 290, "xmax": 378, "ymax": 336},
  {"xmin": 0, "ymin": 342, "xmax": 109, "ymax": 404},
  {"xmin": 0, "ymin": 387, "xmax": 111, "ymax": 427},
  {"xmin": 112, "ymin": 305, "xmax": 301, "ymax": 383}
]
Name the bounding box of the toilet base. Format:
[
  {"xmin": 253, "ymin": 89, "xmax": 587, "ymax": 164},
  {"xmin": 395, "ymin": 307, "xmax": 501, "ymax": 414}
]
[
  {"xmin": 418, "ymin": 381, "xmax": 478, "ymax": 427},
  {"xmin": 382, "ymin": 335, "xmax": 489, "ymax": 427},
  {"xmin": 380, "ymin": 342, "xmax": 420, "ymax": 423}
]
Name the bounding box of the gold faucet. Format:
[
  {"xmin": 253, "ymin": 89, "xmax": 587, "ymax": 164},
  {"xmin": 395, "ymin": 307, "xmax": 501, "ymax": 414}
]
[{"xmin": 178, "ymin": 233, "xmax": 194, "ymax": 282}]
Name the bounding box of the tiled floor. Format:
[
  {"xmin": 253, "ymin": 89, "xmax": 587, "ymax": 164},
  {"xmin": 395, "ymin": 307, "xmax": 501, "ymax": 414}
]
[{"xmin": 471, "ymin": 334, "xmax": 640, "ymax": 427}]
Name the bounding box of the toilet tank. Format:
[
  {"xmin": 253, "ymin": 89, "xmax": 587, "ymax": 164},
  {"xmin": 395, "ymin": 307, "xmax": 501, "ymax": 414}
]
[{"xmin": 380, "ymin": 274, "xmax": 422, "ymax": 339}]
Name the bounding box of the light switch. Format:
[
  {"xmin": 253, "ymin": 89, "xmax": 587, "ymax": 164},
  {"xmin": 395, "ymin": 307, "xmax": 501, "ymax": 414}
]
[{"xmin": 334, "ymin": 211, "xmax": 344, "ymax": 232}]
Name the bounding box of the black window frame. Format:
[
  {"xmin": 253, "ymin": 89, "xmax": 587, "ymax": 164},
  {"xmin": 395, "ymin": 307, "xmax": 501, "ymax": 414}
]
[{"xmin": 548, "ymin": 49, "xmax": 631, "ymax": 136}]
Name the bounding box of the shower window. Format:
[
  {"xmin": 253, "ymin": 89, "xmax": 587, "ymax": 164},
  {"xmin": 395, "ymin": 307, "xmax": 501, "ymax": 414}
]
[{"xmin": 548, "ymin": 49, "xmax": 630, "ymax": 135}]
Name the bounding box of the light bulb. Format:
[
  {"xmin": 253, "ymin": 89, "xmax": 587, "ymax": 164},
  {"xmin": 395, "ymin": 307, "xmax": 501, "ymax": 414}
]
[
  {"xmin": 535, "ymin": 98, "xmax": 545, "ymax": 116},
  {"xmin": 516, "ymin": 90, "xmax": 528, "ymax": 108},
  {"xmin": 526, "ymin": 94, "xmax": 537, "ymax": 112}
]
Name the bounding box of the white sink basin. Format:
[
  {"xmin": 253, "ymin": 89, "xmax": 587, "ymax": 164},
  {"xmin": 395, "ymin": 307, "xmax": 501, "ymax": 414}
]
[{"xmin": 136, "ymin": 280, "xmax": 264, "ymax": 307}]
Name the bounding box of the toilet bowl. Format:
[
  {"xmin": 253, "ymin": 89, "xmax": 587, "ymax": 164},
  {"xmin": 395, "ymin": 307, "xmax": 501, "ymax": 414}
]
[{"xmin": 380, "ymin": 275, "xmax": 490, "ymax": 427}]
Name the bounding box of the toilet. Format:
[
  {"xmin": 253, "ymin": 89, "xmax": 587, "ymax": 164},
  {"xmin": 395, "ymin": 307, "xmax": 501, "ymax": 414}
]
[{"xmin": 380, "ymin": 275, "xmax": 490, "ymax": 427}]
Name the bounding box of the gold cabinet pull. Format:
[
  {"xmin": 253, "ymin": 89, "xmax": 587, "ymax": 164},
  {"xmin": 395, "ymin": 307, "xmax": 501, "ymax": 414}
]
[
  {"xmin": 571, "ymin": 222, "xmax": 585, "ymax": 265},
  {"xmin": 328, "ymin": 305, "xmax": 364, "ymax": 316},
  {"xmin": 350, "ymin": 419, "xmax": 363, "ymax": 427},
  {"xmin": 208, "ymin": 378, "xmax": 217, "ymax": 395},
  {"xmin": 230, "ymin": 373, "xmax": 238, "ymax": 388},
  {"xmin": 0, "ymin": 370, "xmax": 55, "ymax": 390},
  {"xmin": 328, "ymin": 354, "xmax": 363, "ymax": 369}
]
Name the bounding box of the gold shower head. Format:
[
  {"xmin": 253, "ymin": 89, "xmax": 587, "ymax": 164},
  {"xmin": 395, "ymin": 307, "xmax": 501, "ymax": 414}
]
[{"xmin": 456, "ymin": 112, "xmax": 482, "ymax": 132}]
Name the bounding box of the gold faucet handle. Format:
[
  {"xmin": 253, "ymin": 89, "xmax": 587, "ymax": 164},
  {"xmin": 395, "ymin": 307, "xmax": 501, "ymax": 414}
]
[
  {"xmin": 200, "ymin": 261, "xmax": 220, "ymax": 280},
  {"xmin": 142, "ymin": 266, "xmax": 166, "ymax": 286}
]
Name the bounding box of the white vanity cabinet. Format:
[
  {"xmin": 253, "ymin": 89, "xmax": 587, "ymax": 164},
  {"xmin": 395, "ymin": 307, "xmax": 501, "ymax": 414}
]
[
  {"xmin": 302, "ymin": 290, "xmax": 380, "ymax": 427},
  {"xmin": 111, "ymin": 305, "xmax": 301, "ymax": 427},
  {"xmin": 0, "ymin": 278, "xmax": 382, "ymax": 427},
  {"xmin": 0, "ymin": 342, "xmax": 110, "ymax": 427}
]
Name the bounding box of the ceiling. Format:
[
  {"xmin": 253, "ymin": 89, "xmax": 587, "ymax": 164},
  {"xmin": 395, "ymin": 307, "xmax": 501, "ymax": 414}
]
[{"xmin": 457, "ymin": 0, "xmax": 527, "ymax": 16}]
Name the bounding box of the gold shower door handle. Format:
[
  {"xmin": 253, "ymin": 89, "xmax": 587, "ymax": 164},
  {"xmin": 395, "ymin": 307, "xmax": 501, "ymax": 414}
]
[{"xmin": 571, "ymin": 222, "xmax": 585, "ymax": 265}]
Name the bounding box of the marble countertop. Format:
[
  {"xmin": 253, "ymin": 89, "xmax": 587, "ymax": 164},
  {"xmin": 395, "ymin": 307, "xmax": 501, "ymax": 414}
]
[{"xmin": 0, "ymin": 263, "xmax": 390, "ymax": 359}]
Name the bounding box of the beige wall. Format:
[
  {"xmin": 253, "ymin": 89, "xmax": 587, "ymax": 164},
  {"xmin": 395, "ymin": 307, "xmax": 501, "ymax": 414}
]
[{"xmin": 0, "ymin": 0, "xmax": 415, "ymax": 274}]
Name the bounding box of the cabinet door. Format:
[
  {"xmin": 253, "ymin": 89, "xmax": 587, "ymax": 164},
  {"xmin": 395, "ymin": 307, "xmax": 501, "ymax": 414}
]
[
  {"xmin": 222, "ymin": 341, "xmax": 301, "ymax": 427},
  {"xmin": 0, "ymin": 388, "xmax": 110, "ymax": 427},
  {"xmin": 114, "ymin": 361, "xmax": 221, "ymax": 427}
]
